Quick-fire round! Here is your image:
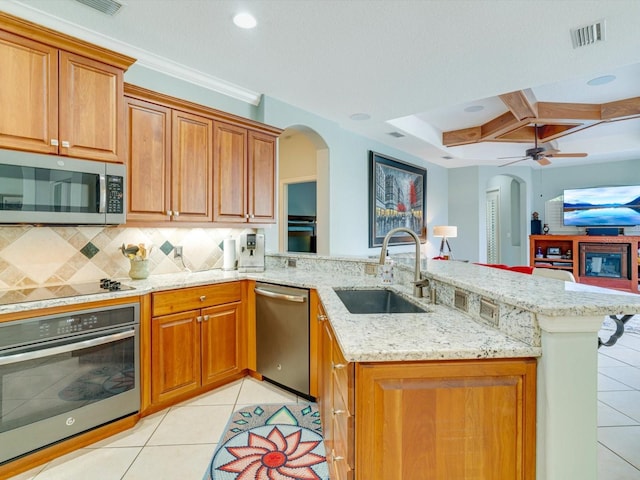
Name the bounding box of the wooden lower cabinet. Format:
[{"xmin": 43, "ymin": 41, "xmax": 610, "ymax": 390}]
[
  {"xmin": 320, "ymin": 317, "xmax": 355, "ymax": 480},
  {"xmin": 319, "ymin": 316, "xmax": 537, "ymax": 480},
  {"xmin": 150, "ymin": 282, "xmax": 245, "ymax": 407},
  {"xmin": 356, "ymin": 359, "xmax": 536, "ymax": 480}
]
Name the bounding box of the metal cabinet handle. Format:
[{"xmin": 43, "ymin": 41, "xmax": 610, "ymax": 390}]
[
  {"xmin": 332, "ymin": 454, "xmax": 344, "ymax": 462},
  {"xmin": 332, "ymin": 409, "xmax": 345, "ymax": 415},
  {"xmin": 333, "ymin": 363, "xmax": 346, "ymax": 370},
  {"xmin": 199, "ymin": 295, "xmax": 206, "ymax": 302},
  {"xmin": 61, "ymin": 140, "xmax": 70, "ymax": 148},
  {"xmin": 197, "ymin": 316, "xmax": 202, "ymax": 323},
  {"xmin": 166, "ymin": 210, "xmax": 173, "ymax": 216},
  {"xmin": 317, "ymin": 314, "xmax": 328, "ymax": 322},
  {"xmin": 174, "ymin": 211, "xmax": 180, "ymax": 216},
  {"xmin": 50, "ymin": 139, "xmax": 59, "ymax": 146},
  {"xmin": 203, "ymin": 315, "xmax": 209, "ymax": 322}
]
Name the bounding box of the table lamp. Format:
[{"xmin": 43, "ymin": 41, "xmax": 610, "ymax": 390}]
[{"xmin": 433, "ymin": 225, "xmax": 457, "ymax": 259}]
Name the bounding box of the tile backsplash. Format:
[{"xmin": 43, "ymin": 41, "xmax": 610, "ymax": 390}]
[{"xmin": 0, "ymin": 226, "xmax": 254, "ymax": 289}]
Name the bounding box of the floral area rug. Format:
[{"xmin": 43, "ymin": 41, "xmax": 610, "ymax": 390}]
[{"xmin": 203, "ymin": 403, "xmax": 329, "ymax": 480}]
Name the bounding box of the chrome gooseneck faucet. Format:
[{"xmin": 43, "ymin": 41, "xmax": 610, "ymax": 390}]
[{"xmin": 379, "ymin": 227, "xmax": 428, "ymax": 297}]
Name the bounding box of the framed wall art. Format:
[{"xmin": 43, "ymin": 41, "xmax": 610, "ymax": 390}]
[{"xmin": 368, "ymin": 151, "xmax": 427, "ymax": 247}]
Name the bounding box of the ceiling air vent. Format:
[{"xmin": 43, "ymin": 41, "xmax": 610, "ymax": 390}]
[
  {"xmin": 74, "ymin": 0, "xmax": 125, "ymax": 16},
  {"xmin": 571, "ymin": 20, "xmax": 605, "ymax": 48},
  {"xmin": 387, "ymin": 131, "xmax": 405, "ymax": 138}
]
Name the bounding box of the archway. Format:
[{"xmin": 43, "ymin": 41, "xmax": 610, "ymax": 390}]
[
  {"xmin": 485, "ymin": 173, "xmax": 528, "ymax": 265},
  {"xmin": 277, "ymin": 126, "xmax": 329, "ymax": 255}
]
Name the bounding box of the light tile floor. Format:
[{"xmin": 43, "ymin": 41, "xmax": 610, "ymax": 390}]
[
  {"xmin": 598, "ymin": 316, "xmax": 640, "ymax": 480},
  {"xmin": 8, "ymin": 320, "xmax": 640, "ymax": 480}
]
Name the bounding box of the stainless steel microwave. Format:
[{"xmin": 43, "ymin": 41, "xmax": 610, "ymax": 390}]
[{"xmin": 0, "ymin": 149, "xmax": 126, "ymax": 225}]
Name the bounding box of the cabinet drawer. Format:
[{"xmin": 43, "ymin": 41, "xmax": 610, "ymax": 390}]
[{"xmin": 152, "ymin": 282, "xmax": 241, "ymax": 316}]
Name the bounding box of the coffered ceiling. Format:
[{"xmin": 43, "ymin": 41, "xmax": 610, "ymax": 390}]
[{"xmin": 3, "ymin": 0, "xmax": 640, "ymax": 169}]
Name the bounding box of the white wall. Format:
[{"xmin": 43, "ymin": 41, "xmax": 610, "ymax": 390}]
[{"xmin": 261, "ymin": 97, "xmax": 449, "ymax": 259}]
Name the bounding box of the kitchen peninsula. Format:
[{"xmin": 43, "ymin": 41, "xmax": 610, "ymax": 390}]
[{"xmin": 1, "ymin": 256, "xmax": 639, "ymax": 479}]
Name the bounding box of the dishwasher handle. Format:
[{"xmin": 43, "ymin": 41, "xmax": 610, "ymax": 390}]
[{"xmin": 255, "ymin": 287, "xmax": 307, "ymax": 303}]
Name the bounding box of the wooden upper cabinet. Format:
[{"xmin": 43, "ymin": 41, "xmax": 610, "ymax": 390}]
[
  {"xmin": 124, "ymin": 84, "xmax": 281, "ymax": 226},
  {"xmin": 213, "ymin": 122, "xmax": 277, "ymax": 224},
  {"xmin": 213, "ymin": 122, "xmax": 248, "ymax": 223},
  {"xmin": 125, "ymin": 97, "xmax": 172, "ymax": 223},
  {"xmin": 58, "ymin": 51, "xmax": 124, "ymax": 162},
  {"xmin": 0, "ymin": 30, "xmax": 58, "ymax": 155},
  {"xmin": 171, "ymin": 110, "xmax": 213, "ymax": 222},
  {"xmin": 0, "ymin": 18, "xmax": 132, "ymax": 162},
  {"xmin": 248, "ymin": 130, "xmax": 276, "ymax": 223}
]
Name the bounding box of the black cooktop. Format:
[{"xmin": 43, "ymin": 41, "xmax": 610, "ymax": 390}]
[{"xmin": 0, "ymin": 279, "xmax": 135, "ymax": 306}]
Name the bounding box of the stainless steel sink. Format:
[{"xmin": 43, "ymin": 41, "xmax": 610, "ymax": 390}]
[{"xmin": 333, "ymin": 288, "xmax": 427, "ymax": 314}]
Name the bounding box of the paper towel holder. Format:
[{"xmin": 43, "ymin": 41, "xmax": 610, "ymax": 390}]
[{"xmin": 223, "ymin": 238, "xmax": 237, "ymax": 271}]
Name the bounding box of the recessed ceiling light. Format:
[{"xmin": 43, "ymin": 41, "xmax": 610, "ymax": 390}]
[
  {"xmin": 464, "ymin": 105, "xmax": 484, "ymax": 113},
  {"xmin": 350, "ymin": 113, "xmax": 371, "ymax": 121},
  {"xmin": 233, "ymin": 12, "xmax": 257, "ymax": 29},
  {"xmin": 587, "ymin": 74, "xmax": 616, "ymax": 86}
]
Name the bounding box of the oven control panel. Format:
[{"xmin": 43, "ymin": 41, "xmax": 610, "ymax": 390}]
[{"xmin": 0, "ymin": 302, "xmax": 139, "ymax": 351}]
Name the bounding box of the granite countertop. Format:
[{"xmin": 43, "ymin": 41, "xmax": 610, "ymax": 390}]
[
  {"xmin": 426, "ymin": 260, "xmax": 640, "ymax": 317},
  {"xmin": 4, "ymin": 257, "xmax": 639, "ymax": 363},
  {"xmin": 0, "ymin": 263, "xmax": 541, "ymax": 363}
]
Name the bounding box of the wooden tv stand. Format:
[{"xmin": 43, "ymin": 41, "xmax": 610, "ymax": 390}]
[{"xmin": 529, "ymin": 235, "xmax": 640, "ymax": 293}]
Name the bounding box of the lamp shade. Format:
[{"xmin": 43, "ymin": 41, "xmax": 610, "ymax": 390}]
[{"xmin": 433, "ymin": 225, "xmax": 457, "ymax": 238}]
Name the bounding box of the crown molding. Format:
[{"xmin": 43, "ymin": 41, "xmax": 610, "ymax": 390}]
[{"xmin": 1, "ymin": 1, "xmax": 262, "ymax": 105}]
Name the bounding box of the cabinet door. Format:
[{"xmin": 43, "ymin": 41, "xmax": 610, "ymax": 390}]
[
  {"xmin": 171, "ymin": 110, "xmax": 213, "ymax": 222},
  {"xmin": 0, "ymin": 31, "xmax": 58, "ymax": 154},
  {"xmin": 151, "ymin": 310, "xmax": 201, "ymax": 404},
  {"xmin": 213, "ymin": 122, "xmax": 248, "ymax": 223},
  {"xmin": 319, "ymin": 320, "xmax": 336, "ymax": 472},
  {"xmin": 59, "ymin": 51, "xmax": 124, "ymax": 162},
  {"xmin": 248, "ymin": 130, "xmax": 276, "ymax": 223},
  {"xmin": 356, "ymin": 359, "xmax": 536, "ymax": 480},
  {"xmin": 125, "ymin": 97, "xmax": 172, "ymax": 223},
  {"xmin": 201, "ymin": 302, "xmax": 241, "ymax": 385}
]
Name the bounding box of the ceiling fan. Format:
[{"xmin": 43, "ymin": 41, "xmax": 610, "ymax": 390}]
[{"xmin": 499, "ymin": 125, "xmax": 588, "ymax": 167}]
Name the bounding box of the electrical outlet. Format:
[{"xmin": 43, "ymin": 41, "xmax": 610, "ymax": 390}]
[
  {"xmin": 365, "ymin": 264, "xmax": 378, "ymax": 275},
  {"xmin": 174, "ymin": 246, "xmax": 183, "ymax": 258}
]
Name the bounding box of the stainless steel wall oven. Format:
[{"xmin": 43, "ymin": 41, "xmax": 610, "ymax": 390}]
[{"xmin": 0, "ymin": 302, "xmax": 140, "ymax": 464}]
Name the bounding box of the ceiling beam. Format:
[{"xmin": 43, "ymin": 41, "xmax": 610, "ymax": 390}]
[
  {"xmin": 601, "ymin": 97, "xmax": 640, "ymax": 119},
  {"xmin": 498, "ymin": 90, "xmax": 537, "ymax": 120},
  {"xmin": 442, "ymin": 126, "xmax": 482, "ymax": 146},
  {"xmin": 536, "ymin": 102, "xmax": 601, "ymax": 120},
  {"xmin": 442, "ymin": 96, "xmax": 639, "ymax": 147}
]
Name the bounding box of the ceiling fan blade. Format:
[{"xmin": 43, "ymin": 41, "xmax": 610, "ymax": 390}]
[
  {"xmin": 536, "ymin": 157, "xmax": 552, "ymax": 166},
  {"xmin": 499, "ymin": 157, "xmax": 528, "ymax": 167},
  {"xmin": 540, "ymin": 148, "xmax": 559, "ymax": 155},
  {"xmin": 547, "ymin": 152, "xmax": 588, "ymax": 158},
  {"xmin": 497, "ymin": 155, "xmax": 528, "ymax": 160}
]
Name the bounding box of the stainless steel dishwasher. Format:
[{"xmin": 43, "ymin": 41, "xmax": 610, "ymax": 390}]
[{"xmin": 255, "ymin": 282, "xmax": 311, "ymax": 398}]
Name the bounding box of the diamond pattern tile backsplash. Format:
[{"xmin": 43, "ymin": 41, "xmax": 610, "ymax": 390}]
[{"xmin": 0, "ymin": 226, "xmax": 255, "ymax": 289}]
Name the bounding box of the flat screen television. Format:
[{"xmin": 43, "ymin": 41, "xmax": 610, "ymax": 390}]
[{"xmin": 563, "ymin": 185, "xmax": 640, "ymax": 226}]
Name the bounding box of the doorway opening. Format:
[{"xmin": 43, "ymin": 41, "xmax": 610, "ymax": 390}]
[{"xmin": 278, "ymin": 126, "xmax": 329, "ymax": 255}]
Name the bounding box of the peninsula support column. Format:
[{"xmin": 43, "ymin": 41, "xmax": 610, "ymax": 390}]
[{"xmin": 536, "ymin": 315, "xmax": 604, "ymax": 480}]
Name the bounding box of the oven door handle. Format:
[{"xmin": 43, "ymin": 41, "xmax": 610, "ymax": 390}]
[{"xmin": 0, "ymin": 328, "xmax": 135, "ymax": 366}]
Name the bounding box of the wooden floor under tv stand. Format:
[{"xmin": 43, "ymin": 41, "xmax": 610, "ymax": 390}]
[{"xmin": 529, "ymin": 235, "xmax": 640, "ymax": 293}]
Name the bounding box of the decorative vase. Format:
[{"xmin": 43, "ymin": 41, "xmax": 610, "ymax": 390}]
[{"xmin": 128, "ymin": 259, "xmax": 149, "ymax": 279}]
